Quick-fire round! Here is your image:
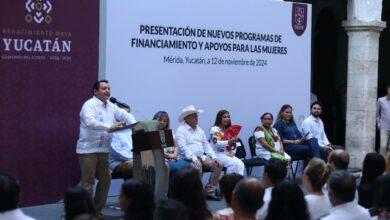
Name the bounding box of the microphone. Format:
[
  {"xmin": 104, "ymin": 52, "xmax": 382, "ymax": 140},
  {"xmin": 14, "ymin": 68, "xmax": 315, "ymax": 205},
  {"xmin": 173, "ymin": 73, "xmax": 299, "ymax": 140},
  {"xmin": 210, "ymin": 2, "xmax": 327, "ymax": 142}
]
[{"xmin": 109, "ymin": 97, "xmax": 130, "ymax": 109}]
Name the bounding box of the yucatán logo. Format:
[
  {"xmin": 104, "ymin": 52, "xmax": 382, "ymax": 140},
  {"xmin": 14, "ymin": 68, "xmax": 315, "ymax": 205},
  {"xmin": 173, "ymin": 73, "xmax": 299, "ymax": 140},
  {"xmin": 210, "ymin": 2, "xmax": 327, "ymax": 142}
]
[
  {"xmin": 25, "ymin": 0, "xmax": 52, "ymax": 24},
  {"xmin": 291, "ymin": 3, "xmax": 307, "ymax": 36}
]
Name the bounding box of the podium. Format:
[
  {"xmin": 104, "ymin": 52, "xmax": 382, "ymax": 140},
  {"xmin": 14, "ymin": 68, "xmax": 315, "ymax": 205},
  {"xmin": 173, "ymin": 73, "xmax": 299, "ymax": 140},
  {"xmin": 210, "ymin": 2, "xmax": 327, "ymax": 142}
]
[{"xmin": 131, "ymin": 120, "xmax": 174, "ymax": 200}]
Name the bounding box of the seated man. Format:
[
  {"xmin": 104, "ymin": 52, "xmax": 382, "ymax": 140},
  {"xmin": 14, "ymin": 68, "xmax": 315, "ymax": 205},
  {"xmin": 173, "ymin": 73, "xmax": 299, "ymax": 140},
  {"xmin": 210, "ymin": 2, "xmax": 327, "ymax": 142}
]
[
  {"xmin": 231, "ymin": 178, "xmax": 265, "ymax": 220},
  {"xmin": 322, "ymin": 171, "xmax": 370, "ymax": 220},
  {"xmin": 327, "ymin": 149, "xmax": 349, "ymax": 171},
  {"xmin": 301, "ymin": 101, "xmax": 343, "ymax": 162},
  {"xmin": 109, "ymin": 108, "xmax": 170, "ymax": 194},
  {"xmin": 109, "ymin": 106, "xmax": 137, "ymax": 179},
  {"xmin": 176, "ymin": 105, "xmax": 223, "ymax": 200},
  {"xmin": 256, "ymin": 158, "xmax": 287, "ymax": 220},
  {"xmin": 0, "ymin": 172, "xmax": 35, "ymax": 220}
]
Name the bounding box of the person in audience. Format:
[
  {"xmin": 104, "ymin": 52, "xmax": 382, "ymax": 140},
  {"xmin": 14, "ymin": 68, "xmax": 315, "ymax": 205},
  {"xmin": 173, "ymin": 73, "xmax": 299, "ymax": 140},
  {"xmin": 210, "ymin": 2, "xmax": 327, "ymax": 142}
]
[
  {"xmin": 64, "ymin": 186, "xmax": 97, "ymax": 220},
  {"xmin": 273, "ymin": 104, "xmax": 321, "ymax": 164},
  {"xmin": 386, "ymin": 152, "xmax": 390, "ymax": 174},
  {"xmin": 322, "ymin": 171, "xmax": 370, "ymax": 220},
  {"xmin": 209, "ymin": 110, "xmax": 245, "ymax": 175},
  {"xmin": 108, "ymin": 105, "xmax": 137, "ymax": 180},
  {"xmin": 301, "ymin": 102, "xmax": 344, "ymax": 161},
  {"xmin": 230, "ymin": 178, "xmax": 265, "ymax": 220},
  {"xmin": 257, "ymin": 158, "xmax": 287, "ymax": 220},
  {"xmin": 153, "ymin": 111, "xmax": 191, "ymax": 196},
  {"xmin": 303, "ymin": 158, "xmax": 332, "ymax": 220},
  {"xmin": 358, "ymin": 153, "xmax": 386, "ymax": 208},
  {"xmin": 267, "ymin": 180, "xmax": 310, "ymax": 220},
  {"xmin": 173, "ymin": 166, "xmax": 212, "ymax": 220},
  {"xmin": 253, "ymin": 112, "xmax": 291, "ymax": 162},
  {"xmin": 0, "ymin": 172, "xmax": 35, "ymax": 220},
  {"xmin": 119, "ymin": 179, "xmax": 155, "ymax": 220},
  {"xmin": 371, "ymin": 174, "xmax": 390, "ymax": 219},
  {"xmin": 176, "ymin": 105, "xmax": 223, "ymax": 200},
  {"xmin": 213, "ymin": 173, "xmax": 244, "ymax": 219},
  {"xmin": 327, "ymin": 149, "xmax": 349, "ymax": 171},
  {"xmin": 154, "ymin": 199, "xmax": 189, "ymax": 220}
]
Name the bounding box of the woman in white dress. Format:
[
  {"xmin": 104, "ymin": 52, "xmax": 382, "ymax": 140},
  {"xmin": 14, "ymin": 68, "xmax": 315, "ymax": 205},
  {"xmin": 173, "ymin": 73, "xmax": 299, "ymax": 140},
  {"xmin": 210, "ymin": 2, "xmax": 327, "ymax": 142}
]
[
  {"xmin": 209, "ymin": 110, "xmax": 245, "ymax": 175},
  {"xmin": 253, "ymin": 113, "xmax": 290, "ymax": 162}
]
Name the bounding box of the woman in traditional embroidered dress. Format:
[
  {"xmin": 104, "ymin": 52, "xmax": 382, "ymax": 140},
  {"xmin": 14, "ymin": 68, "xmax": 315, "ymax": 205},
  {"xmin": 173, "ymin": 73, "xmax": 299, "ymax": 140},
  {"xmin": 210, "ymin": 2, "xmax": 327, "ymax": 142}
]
[
  {"xmin": 209, "ymin": 110, "xmax": 245, "ymax": 175},
  {"xmin": 254, "ymin": 113, "xmax": 291, "ymax": 162}
]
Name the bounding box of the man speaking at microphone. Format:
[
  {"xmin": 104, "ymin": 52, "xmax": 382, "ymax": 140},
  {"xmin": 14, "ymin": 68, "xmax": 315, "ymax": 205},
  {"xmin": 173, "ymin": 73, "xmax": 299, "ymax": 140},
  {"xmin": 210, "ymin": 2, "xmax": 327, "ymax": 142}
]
[{"xmin": 75, "ymin": 80, "xmax": 135, "ymax": 217}]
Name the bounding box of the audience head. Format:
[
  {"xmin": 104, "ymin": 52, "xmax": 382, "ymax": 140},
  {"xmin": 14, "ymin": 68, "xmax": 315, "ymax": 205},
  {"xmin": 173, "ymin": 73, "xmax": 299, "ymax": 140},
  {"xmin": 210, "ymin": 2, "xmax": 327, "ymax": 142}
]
[
  {"xmin": 214, "ymin": 110, "xmax": 231, "ymax": 128},
  {"xmin": 277, "ymin": 104, "xmax": 294, "ymax": 122},
  {"xmin": 64, "ymin": 186, "xmax": 97, "ymax": 220},
  {"xmin": 328, "ymin": 149, "xmax": 349, "ymax": 170},
  {"xmin": 173, "ymin": 166, "xmax": 211, "ymax": 220},
  {"xmin": 0, "ymin": 172, "xmax": 20, "ymax": 212},
  {"xmin": 219, "ymin": 173, "xmax": 244, "ymax": 207},
  {"xmin": 260, "ymin": 112, "xmax": 273, "ymax": 127},
  {"xmin": 231, "ymin": 177, "xmax": 264, "ymax": 217},
  {"xmin": 361, "ymin": 152, "xmax": 385, "ymax": 184},
  {"xmin": 328, "ymin": 170, "xmax": 356, "ymax": 207},
  {"xmin": 310, "ymin": 101, "xmax": 323, "ymax": 118},
  {"xmin": 303, "ymin": 158, "xmax": 331, "ymax": 193},
  {"xmin": 153, "ymin": 111, "xmax": 170, "ymax": 130},
  {"xmin": 120, "ymin": 179, "xmax": 155, "ymax": 220},
  {"xmin": 373, "ymin": 174, "xmax": 390, "ymax": 211},
  {"xmin": 267, "ymin": 180, "xmax": 309, "ymax": 220},
  {"xmin": 263, "ymin": 158, "xmax": 287, "ymax": 187},
  {"xmin": 92, "ymin": 79, "xmax": 110, "ymax": 102},
  {"xmin": 154, "ymin": 199, "xmax": 189, "ymax": 220},
  {"xmin": 385, "ymin": 152, "xmax": 390, "ymax": 174}
]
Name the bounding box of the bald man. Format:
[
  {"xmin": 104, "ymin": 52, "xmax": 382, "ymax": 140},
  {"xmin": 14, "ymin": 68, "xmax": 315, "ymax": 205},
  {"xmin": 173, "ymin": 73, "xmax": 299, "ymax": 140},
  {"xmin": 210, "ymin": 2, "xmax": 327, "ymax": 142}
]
[
  {"xmin": 231, "ymin": 178, "xmax": 265, "ymax": 220},
  {"xmin": 328, "ymin": 149, "xmax": 349, "ymax": 171}
]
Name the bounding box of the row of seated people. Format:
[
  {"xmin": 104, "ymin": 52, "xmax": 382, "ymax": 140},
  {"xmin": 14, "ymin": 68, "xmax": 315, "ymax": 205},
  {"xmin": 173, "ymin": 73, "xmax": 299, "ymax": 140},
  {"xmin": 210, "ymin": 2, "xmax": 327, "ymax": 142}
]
[
  {"xmin": 109, "ymin": 102, "xmax": 342, "ymax": 199},
  {"xmin": 1, "ymin": 149, "xmax": 389, "ymax": 220}
]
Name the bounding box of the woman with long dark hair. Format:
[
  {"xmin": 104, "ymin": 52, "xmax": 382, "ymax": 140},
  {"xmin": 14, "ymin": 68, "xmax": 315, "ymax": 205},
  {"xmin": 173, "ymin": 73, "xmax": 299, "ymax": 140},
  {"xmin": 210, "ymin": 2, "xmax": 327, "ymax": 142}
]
[
  {"xmin": 358, "ymin": 153, "xmax": 386, "ymax": 208},
  {"xmin": 273, "ymin": 104, "xmax": 320, "ymax": 163},
  {"xmin": 120, "ymin": 179, "xmax": 155, "ymax": 220},
  {"xmin": 267, "ymin": 180, "xmax": 310, "ymax": 220},
  {"xmin": 209, "ymin": 110, "xmax": 245, "ymax": 175},
  {"xmin": 64, "ymin": 186, "xmax": 97, "ymax": 220},
  {"xmin": 173, "ymin": 166, "xmax": 212, "ymax": 220}
]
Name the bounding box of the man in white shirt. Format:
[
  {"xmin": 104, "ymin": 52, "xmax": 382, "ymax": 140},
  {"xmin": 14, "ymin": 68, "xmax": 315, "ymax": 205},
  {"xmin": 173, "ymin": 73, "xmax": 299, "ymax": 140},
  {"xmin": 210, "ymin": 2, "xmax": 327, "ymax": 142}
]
[
  {"xmin": 256, "ymin": 158, "xmax": 287, "ymax": 220},
  {"xmin": 109, "ymin": 106, "xmax": 136, "ymax": 180},
  {"xmin": 322, "ymin": 171, "xmax": 370, "ymax": 220},
  {"xmin": 0, "ymin": 173, "xmax": 35, "ymax": 220},
  {"xmin": 231, "ymin": 178, "xmax": 265, "ymax": 220},
  {"xmin": 302, "ymin": 101, "xmax": 343, "ymax": 161},
  {"xmin": 76, "ymin": 80, "xmax": 135, "ymax": 216},
  {"xmin": 176, "ymin": 105, "xmax": 223, "ymax": 200},
  {"xmin": 376, "ymin": 86, "xmax": 390, "ymax": 157}
]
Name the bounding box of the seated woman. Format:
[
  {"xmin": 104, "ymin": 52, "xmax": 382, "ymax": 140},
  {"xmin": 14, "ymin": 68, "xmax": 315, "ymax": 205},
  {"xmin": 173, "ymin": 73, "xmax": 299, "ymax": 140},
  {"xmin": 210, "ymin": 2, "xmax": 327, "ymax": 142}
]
[
  {"xmin": 153, "ymin": 111, "xmax": 191, "ymax": 196},
  {"xmin": 358, "ymin": 153, "xmax": 386, "ymax": 209},
  {"xmin": 273, "ymin": 104, "xmax": 321, "ymax": 162},
  {"xmin": 303, "ymin": 158, "xmax": 332, "ymax": 220},
  {"xmin": 209, "ymin": 110, "xmax": 245, "ymax": 175},
  {"xmin": 253, "ymin": 113, "xmax": 291, "ymax": 162}
]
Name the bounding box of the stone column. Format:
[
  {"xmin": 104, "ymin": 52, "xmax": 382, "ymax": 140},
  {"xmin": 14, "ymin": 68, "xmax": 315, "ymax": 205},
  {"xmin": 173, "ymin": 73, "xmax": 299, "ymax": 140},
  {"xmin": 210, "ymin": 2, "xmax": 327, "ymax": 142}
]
[{"xmin": 343, "ymin": 0, "xmax": 385, "ymax": 168}]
